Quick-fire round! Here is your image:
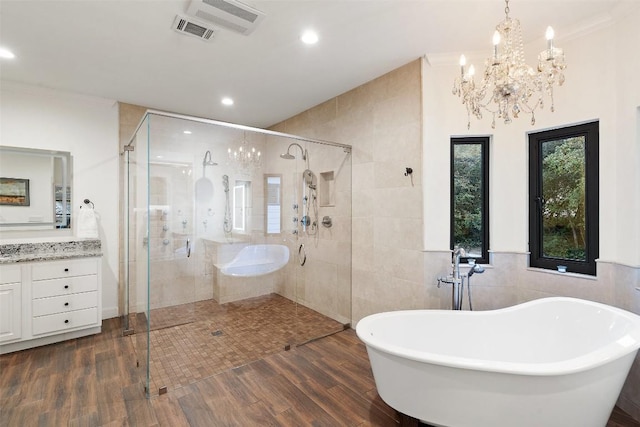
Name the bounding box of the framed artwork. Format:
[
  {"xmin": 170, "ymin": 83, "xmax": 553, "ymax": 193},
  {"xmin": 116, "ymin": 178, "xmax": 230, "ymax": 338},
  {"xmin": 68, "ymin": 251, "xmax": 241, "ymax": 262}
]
[{"xmin": 0, "ymin": 178, "xmax": 30, "ymax": 206}]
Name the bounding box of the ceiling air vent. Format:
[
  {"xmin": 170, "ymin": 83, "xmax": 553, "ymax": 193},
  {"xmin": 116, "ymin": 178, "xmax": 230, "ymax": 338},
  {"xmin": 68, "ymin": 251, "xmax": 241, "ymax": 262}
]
[
  {"xmin": 186, "ymin": 0, "xmax": 266, "ymax": 36},
  {"xmin": 172, "ymin": 15, "xmax": 215, "ymax": 41}
]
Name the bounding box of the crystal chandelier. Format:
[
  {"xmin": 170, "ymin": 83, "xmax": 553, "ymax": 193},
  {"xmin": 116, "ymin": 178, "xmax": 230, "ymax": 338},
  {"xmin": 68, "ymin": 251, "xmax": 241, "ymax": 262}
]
[
  {"xmin": 227, "ymin": 131, "xmax": 262, "ymax": 171},
  {"xmin": 452, "ymin": 0, "xmax": 566, "ymax": 129}
]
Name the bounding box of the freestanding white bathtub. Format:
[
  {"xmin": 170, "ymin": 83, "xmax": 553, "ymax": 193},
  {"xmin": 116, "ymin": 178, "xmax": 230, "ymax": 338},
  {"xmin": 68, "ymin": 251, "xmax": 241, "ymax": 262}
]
[{"xmin": 356, "ymin": 297, "xmax": 640, "ymax": 427}]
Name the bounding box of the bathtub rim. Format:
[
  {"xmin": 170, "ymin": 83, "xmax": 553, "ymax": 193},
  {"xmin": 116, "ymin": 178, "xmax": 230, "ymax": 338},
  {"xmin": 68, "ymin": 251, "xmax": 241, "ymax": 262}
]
[{"xmin": 356, "ymin": 297, "xmax": 640, "ymax": 377}]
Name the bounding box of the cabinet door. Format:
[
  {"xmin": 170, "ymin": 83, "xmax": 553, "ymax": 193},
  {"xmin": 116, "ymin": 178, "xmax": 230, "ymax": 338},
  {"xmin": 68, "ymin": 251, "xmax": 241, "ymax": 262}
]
[{"xmin": 0, "ymin": 282, "xmax": 21, "ymax": 343}]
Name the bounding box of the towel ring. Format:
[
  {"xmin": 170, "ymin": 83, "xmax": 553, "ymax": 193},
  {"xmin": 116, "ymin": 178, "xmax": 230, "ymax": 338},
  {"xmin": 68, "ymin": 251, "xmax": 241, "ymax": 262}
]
[{"xmin": 81, "ymin": 199, "xmax": 95, "ymax": 209}]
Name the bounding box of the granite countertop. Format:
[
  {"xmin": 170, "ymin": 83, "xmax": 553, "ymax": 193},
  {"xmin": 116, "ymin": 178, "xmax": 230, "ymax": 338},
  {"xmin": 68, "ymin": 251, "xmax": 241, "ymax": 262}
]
[{"xmin": 0, "ymin": 239, "xmax": 102, "ymax": 264}]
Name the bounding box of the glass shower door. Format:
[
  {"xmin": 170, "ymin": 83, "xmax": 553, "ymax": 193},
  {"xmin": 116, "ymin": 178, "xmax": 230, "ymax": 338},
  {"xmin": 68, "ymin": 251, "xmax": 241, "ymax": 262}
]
[
  {"xmin": 289, "ymin": 141, "xmax": 352, "ymax": 346},
  {"xmin": 143, "ymin": 114, "xmax": 198, "ymax": 396},
  {"xmin": 124, "ymin": 114, "xmax": 151, "ymax": 396}
]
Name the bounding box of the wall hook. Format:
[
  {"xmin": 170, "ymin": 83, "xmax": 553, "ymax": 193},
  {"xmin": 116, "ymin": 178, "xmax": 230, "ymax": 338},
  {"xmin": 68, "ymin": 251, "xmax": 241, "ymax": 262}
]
[{"xmin": 405, "ymin": 167, "xmax": 415, "ymax": 187}]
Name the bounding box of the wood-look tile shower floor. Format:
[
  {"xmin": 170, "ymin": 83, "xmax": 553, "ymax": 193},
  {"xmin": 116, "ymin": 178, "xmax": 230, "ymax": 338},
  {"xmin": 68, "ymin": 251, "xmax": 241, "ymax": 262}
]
[{"xmin": 138, "ymin": 294, "xmax": 345, "ymax": 394}]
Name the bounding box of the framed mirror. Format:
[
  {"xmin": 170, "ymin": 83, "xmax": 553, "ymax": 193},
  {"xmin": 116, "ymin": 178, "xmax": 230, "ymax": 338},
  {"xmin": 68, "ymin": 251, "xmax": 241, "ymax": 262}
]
[{"xmin": 0, "ymin": 146, "xmax": 72, "ymax": 230}]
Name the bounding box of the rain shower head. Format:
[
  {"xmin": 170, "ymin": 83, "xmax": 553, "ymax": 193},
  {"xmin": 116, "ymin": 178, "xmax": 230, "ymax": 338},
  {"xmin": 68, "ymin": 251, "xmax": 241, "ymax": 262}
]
[
  {"xmin": 280, "ymin": 143, "xmax": 307, "ymax": 161},
  {"xmin": 203, "ymin": 150, "xmax": 218, "ymax": 166}
]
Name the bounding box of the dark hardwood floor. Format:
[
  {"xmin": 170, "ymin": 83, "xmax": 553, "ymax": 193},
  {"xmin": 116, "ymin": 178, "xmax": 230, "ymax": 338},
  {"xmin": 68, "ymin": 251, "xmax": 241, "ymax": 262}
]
[{"xmin": 1, "ymin": 317, "xmax": 639, "ymax": 426}]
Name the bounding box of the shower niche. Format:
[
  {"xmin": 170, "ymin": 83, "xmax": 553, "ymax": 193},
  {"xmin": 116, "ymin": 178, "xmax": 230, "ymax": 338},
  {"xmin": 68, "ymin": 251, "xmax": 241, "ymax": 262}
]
[
  {"xmin": 319, "ymin": 171, "xmax": 335, "ymax": 206},
  {"xmin": 123, "ymin": 111, "xmax": 352, "ymax": 397}
]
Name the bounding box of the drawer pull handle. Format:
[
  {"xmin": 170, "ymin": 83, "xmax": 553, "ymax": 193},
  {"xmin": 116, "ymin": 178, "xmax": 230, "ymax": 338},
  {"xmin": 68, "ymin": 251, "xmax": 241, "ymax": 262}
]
[
  {"xmin": 64, "ymin": 285, "xmax": 69, "ymax": 289},
  {"xmin": 64, "ymin": 302, "xmax": 69, "ymax": 306},
  {"xmin": 64, "ymin": 319, "xmax": 69, "ymax": 324},
  {"xmin": 64, "ymin": 268, "xmax": 69, "ymax": 272}
]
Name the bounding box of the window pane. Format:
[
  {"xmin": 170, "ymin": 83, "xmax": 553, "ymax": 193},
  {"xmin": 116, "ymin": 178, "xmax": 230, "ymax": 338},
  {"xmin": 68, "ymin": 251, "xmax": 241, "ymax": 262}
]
[
  {"xmin": 233, "ymin": 184, "xmax": 245, "ymax": 231},
  {"xmin": 451, "ymin": 137, "xmax": 488, "ymax": 263},
  {"xmin": 541, "ymin": 136, "xmax": 586, "ymax": 261},
  {"xmin": 266, "ymin": 175, "xmax": 281, "ymax": 234},
  {"xmin": 528, "ymin": 120, "xmax": 598, "ymax": 275}
]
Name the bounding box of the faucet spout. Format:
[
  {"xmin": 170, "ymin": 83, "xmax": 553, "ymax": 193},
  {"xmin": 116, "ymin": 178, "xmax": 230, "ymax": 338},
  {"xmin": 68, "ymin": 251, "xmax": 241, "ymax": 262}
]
[{"xmin": 450, "ymin": 247, "xmax": 466, "ymax": 310}]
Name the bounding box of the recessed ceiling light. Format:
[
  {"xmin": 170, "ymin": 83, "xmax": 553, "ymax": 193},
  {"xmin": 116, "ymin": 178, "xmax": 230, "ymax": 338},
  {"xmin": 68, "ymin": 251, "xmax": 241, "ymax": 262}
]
[
  {"xmin": 301, "ymin": 30, "xmax": 319, "ymax": 45},
  {"xmin": 221, "ymin": 97, "xmax": 234, "ymax": 106},
  {"xmin": 183, "ymin": 130, "xmax": 192, "ymax": 134},
  {"xmin": 0, "ymin": 47, "xmax": 16, "ymax": 59}
]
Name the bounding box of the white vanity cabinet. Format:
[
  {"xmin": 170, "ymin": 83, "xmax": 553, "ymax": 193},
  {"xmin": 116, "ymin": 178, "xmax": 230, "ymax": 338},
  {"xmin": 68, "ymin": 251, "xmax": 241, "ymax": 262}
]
[
  {"xmin": 31, "ymin": 258, "xmax": 100, "ymax": 336},
  {"xmin": 0, "ymin": 257, "xmax": 102, "ymax": 354}
]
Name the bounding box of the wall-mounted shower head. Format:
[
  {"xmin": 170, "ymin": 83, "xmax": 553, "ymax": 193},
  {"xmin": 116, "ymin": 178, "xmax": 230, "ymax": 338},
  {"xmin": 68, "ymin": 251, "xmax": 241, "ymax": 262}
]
[
  {"xmin": 280, "ymin": 143, "xmax": 307, "ymax": 161},
  {"xmin": 201, "ymin": 150, "xmax": 218, "ymax": 178},
  {"xmin": 203, "ymin": 150, "xmax": 218, "ymax": 167}
]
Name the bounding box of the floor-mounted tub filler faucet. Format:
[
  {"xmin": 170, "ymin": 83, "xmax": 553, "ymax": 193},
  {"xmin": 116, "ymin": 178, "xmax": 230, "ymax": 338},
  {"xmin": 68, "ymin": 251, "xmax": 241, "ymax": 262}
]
[
  {"xmin": 437, "ymin": 247, "xmax": 469, "ymax": 310},
  {"xmin": 453, "ymin": 247, "xmax": 466, "ymax": 280}
]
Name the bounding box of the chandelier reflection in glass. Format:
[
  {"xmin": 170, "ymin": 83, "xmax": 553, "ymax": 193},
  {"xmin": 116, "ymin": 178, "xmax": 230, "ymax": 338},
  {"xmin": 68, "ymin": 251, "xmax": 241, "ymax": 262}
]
[
  {"xmin": 227, "ymin": 131, "xmax": 262, "ymax": 171},
  {"xmin": 452, "ymin": 0, "xmax": 566, "ymax": 129}
]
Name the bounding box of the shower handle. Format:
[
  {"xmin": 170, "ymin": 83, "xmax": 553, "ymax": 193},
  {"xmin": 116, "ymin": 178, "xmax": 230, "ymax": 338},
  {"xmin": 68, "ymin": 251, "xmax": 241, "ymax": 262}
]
[
  {"xmin": 298, "ymin": 244, "xmax": 307, "ymax": 266},
  {"xmin": 186, "ymin": 239, "xmax": 191, "ymax": 258}
]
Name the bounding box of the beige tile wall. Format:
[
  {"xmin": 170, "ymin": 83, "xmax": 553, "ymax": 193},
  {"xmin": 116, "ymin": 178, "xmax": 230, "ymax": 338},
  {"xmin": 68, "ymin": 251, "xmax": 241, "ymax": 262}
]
[
  {"xmin": 118, "ymin": 103, "xmax": 148, "ymax": 317},
  {"xmin": 270, "ymin": 59, "xmax": 425, "ymax": 322}
]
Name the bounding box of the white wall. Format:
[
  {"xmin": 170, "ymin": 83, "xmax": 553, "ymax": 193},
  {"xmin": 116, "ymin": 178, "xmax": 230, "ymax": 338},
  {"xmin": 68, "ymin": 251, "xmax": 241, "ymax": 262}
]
[
  {"xmin": 422, "ymin": 4, "xmax": 640, "ymax": 419},
  {"xmin": 0, "ymin": 81, "xmax": 120, "ymax": 318},
  {"xmin": 423, "ymin": 3, "xmax": 640, "ymax": 267}
]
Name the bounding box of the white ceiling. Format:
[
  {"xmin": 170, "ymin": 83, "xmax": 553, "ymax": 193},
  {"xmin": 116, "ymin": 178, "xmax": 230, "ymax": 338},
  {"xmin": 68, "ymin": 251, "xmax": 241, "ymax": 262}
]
[{"xmin": 0, "ymin": 0, "xmax": 625, "ymax": 128}]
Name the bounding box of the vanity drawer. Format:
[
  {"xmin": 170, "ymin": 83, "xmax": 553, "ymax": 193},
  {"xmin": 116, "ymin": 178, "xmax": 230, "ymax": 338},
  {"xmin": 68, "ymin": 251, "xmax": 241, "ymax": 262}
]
[
  {"xmin": 32, "ymin": 275, "xmax": 98, "ymax": 299},
  {"xmin": 32, "ymin": 258, "xmax": 98, "ymax": 281},
  {"xmin": 32, "ymin": 291, "xmax": 97, "ymax": 317},
  {"xmin": 32, "ymin": 307, "xmax": 98, "ymax": 336},
  {"xmin": 0, "ymin": 265, "xmax": 21, "ymax": 284}
]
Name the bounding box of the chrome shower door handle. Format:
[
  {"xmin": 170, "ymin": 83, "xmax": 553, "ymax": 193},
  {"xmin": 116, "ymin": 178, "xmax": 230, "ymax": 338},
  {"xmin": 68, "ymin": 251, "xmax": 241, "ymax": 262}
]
[
  {"xmin": 186, "ymin": 239, "xmax": 191, "ymax": 258},
  {"xmin": 298, "ymin": 244, "xmax": 306, "ymax": 266}
]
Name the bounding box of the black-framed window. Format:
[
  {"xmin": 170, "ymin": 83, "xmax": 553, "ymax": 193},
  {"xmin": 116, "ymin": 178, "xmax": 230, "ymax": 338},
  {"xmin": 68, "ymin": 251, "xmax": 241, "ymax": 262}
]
[
  {"xmin": 528, "ymin": 121, "xmax": 599, "ymax": 275},
  {"xmin": 450, "ymin": 137, "xmax": 490, "ymax": 264}
]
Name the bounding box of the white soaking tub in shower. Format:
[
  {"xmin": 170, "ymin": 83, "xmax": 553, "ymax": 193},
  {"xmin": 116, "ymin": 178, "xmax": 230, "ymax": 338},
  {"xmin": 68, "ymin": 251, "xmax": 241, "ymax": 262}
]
[
  {"xmin": 219, "ymin": 244, "xmax": 289, "ymax": 277},
  {"xmin": 356, "ymin": 297, "xmax": 640, "ymax": 427}
]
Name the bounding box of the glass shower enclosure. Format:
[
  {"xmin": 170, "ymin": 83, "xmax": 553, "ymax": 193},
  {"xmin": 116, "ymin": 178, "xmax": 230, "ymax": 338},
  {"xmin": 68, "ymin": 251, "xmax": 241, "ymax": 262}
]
[{"xmin": 123, "ymin": 111, "xmax": 352, "ymax": 396}]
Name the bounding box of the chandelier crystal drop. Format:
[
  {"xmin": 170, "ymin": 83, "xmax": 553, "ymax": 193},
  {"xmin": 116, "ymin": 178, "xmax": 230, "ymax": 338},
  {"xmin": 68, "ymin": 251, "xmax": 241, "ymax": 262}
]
[
  {"xmin": 227, "ymin": 131, "xmax": 262, "ymax": 171},
  {"xmin": 452, "ymin": 0, "xmax": 566, "ymax": 129}
]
